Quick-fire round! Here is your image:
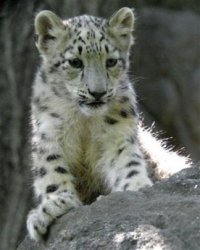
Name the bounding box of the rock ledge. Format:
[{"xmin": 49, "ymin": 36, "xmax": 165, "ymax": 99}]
[{"xmin": 18, "ymin": 167, "xmax": 200, "ymax": 250}]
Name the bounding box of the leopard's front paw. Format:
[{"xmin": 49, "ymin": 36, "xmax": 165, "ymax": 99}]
[
  {"xmin": 27, "ymin": 208, "xmax": 49, "ymax": 242},
  {"xmin": 27, "ymin": 192, "xmax": 81, "ymax": 241}
]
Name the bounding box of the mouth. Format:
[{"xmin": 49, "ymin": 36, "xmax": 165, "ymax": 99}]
[
  {"xmin": 79, "ymin": 100, "xmax": 105, "ymax": 108},
  {"xmin": 86, "ymin": 101, "xmax": 105, "ymax": 108}
]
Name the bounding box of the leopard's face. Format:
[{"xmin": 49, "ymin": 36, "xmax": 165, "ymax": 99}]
[
  {"xmin": 35, "ymin": 8, "xmax": 134, "ymax": 116},
  {"xmin": 61, "ymin": 23, "xmax": 127, "ymax": 116}
]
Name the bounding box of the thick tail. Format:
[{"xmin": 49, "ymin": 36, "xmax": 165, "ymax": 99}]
[{"xmin": 138, "ymin": 125, "xmax": 192, "ymax": 182}]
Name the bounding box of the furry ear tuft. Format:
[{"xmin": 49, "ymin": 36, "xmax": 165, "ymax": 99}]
[
  {"xmin": 108, "ymin": 7, "xmax": 135, "ymax": 50},
  {"xmin": 34, "ymin": 10, "xmax": 66, "ymax": 53}
]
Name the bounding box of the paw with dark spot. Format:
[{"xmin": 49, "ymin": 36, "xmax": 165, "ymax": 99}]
[{"xmin": 27, "ymin": 192, "xmax": 82, "ymax": 241}]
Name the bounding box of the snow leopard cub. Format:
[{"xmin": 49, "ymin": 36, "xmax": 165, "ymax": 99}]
[{"xmin": 27, "ymin": 7, "xmax": 189, "ymax": 241}]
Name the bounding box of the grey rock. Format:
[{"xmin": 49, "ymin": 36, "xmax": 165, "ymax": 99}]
[
  {"xmin": 18, "ymin": 166, "xmax": 200, "ymax": 250},
  {"xmin": 134, "ymin": 8, "xmax": 200, "ymax": 161}
]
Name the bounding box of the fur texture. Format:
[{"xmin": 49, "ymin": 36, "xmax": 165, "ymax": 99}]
[{"xmin": 27, "ymin": 8, "xmax": 191, "ymax": 241}]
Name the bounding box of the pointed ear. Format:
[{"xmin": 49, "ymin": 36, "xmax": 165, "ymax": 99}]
[
  {"xmin": 34, "ymin": 10, "xmax": 66, "ymax": 54},
  {"xmin": 108, "ymin": 7, "xmax": 135, "ymax": 51}
]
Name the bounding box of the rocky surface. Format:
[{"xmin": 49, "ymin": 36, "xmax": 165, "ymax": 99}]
[{"xmin": 18, "ymin": 166, "xmax": 200, "ymax": 250}]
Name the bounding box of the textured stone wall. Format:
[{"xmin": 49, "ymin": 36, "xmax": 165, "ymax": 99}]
[{"xmin": 134, "ymin": 8, "xmax": 200, "ymax": 161}]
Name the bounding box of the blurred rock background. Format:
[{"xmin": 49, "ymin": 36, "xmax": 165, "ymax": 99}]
[{"xmin": 0, "ymin": 0, "xmax": 199, "ymax": 249}]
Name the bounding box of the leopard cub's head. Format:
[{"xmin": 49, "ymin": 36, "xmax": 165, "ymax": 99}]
[{"xmin": 35, "ymin": 8, "xmax": 135, "ymax": 116}]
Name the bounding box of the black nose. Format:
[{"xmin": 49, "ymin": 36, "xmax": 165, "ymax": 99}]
[{"xmin": 88, "ymin": 90, "xmax": 106, "ymax": 100}]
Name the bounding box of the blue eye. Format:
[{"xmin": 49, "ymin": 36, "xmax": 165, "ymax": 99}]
[
  {"xmin": 68, "ymin": 58, "xmax": 83, "ymax": 68},
  {"xmin": 106, "ymin": 58, "xmax": 118, "ymax": 68}
]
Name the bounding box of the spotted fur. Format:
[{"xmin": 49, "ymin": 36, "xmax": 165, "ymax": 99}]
[{"xmin": 27, "ymin": 8, "xmax": 191, "ymax": 241}]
